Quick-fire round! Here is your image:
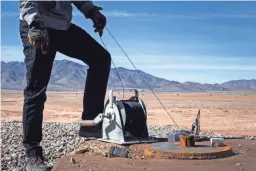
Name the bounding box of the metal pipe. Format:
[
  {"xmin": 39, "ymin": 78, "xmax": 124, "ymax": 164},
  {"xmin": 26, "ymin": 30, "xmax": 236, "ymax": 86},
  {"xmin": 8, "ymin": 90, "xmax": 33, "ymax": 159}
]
[
  {"xmin": 80, "ymin": 120, "xmax": 97, "ymax": 127},
  {"xmin": 109, "ymin": 90, "xmax": 113, "ymax": 108},
  {"xmin": 80, "ymin": 113, "xmax": 103, "ymax": 127}
]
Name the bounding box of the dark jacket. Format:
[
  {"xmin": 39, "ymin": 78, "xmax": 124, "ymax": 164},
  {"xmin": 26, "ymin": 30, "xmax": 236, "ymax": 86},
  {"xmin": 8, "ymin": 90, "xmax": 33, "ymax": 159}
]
[{"xmin": 19, "ymin": 0, "xmax": 95, "ymax": 30}]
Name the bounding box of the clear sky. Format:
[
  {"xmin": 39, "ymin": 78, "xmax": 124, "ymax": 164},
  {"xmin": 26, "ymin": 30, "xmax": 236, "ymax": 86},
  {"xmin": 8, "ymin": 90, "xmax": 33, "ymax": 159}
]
[{"xmin": 1, "ymin": 1, "xmax": 256, "ymax": 84}]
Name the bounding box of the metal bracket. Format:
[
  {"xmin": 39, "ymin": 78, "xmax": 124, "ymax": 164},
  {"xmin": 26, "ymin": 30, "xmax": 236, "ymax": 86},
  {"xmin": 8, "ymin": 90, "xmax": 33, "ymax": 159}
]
[
  {"xmin": 80, "ymin": 113, "xmax": 104, "ymax": 127},
  {"xmin": 109, "ymin": 89, "xmax": 139, "ymax": 104}
]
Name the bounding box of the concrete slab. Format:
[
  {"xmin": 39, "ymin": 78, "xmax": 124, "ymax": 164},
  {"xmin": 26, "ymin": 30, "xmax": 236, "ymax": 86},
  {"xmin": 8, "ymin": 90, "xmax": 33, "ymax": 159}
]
[{"xmin": 52, "ymin": 139, "xmax": 256, "ymax": 171}]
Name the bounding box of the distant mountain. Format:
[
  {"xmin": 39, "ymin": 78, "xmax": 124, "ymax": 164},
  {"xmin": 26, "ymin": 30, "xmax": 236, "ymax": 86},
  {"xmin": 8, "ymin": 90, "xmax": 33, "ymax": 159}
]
[
  {"xmin": 1, "ymin": 60, "xmax": 256, "ymax": 92},
  {"xmin": 221, "ymin": 79, "xmax": 256, "ymax": 91},
  {"xmin": 1, "ymin": 61, "xmax": 26, "ymax": 90},
  {"xmin": 183, "ymin": 82, "xmax": 227, "ymax": 92}
]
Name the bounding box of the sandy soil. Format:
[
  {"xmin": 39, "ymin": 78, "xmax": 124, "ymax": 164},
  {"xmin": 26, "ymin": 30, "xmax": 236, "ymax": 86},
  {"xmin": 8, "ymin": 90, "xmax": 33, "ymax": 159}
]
[
  {"xmin": 1, "ymin": 90, "xmax": 256, "ymax": 136},
  {"xmin": 52, "ymin": 139, "xmax": 256, "ymax": 171}
]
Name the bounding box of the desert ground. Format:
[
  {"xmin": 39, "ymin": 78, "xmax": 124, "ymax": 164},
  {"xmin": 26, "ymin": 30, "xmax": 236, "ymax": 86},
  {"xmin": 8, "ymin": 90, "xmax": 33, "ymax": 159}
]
[
  {"xmin": 1, "ymin": 90, "xmax": 256, "ymax": 136},
  {"xmin": 1, "ymin": 90, "xmax": 256, "ymax": 171}
]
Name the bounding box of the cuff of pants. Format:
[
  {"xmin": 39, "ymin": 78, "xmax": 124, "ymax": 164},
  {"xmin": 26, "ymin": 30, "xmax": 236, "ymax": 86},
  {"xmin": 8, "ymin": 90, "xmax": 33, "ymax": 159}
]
[
  {"xmin": 26, "ymin": 145, "xmax": 43, "ymax": 157},
  {"xmin": 82, "ymin": 111, "xmax": 99, "ymax": 120}
]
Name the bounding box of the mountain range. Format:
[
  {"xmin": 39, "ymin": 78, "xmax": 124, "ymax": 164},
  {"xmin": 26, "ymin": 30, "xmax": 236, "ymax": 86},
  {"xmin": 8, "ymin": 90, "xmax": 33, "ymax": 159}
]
[{"xmin": 1, "ymin": 60, "xmax": 256, "ymax": 92}]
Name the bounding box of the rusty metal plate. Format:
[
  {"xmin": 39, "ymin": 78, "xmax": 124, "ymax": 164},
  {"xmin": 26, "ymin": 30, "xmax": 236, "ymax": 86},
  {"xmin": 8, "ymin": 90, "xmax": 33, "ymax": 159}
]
[{"xmin": 144, "ymin": 142, "xmax": 233, "ymax": 160}]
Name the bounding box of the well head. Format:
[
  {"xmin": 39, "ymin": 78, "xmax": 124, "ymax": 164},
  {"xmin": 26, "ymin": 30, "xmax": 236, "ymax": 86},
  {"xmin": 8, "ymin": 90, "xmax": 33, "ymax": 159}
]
[{"xmin": 144, "ymin": 141, "xmax": 233, "ymax": 160}]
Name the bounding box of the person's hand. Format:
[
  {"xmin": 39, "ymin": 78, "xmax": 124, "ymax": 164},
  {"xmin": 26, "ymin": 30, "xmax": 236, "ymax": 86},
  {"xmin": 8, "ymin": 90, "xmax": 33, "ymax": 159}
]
[
  {"xmin": 89, "ymin": 6, "xmax": 106, "ymax": 37},
  {"xmin": 28, "ymin": 19, "xmax": 49, "ymax": 54}
]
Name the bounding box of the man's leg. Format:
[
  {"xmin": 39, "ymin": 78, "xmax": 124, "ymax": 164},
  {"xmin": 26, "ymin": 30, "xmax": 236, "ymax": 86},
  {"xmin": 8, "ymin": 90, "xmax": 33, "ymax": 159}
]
[
  {"xmin": 56, "ymin": 23, "xmax": 111, "ymax": 137},
  {"xmin": 20, "ymin": 20, "xmax": 57, "ymax": 157}
]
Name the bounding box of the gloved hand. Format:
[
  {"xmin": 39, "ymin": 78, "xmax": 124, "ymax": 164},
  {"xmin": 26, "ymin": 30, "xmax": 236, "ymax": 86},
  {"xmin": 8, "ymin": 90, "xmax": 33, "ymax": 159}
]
[
  {"xmin": 88, "ymin": 6, "xmax": 106, "ymax": 37},
  {"xmin": 28, "ymin": 18, "xmax": 49, "ymax": 54}
]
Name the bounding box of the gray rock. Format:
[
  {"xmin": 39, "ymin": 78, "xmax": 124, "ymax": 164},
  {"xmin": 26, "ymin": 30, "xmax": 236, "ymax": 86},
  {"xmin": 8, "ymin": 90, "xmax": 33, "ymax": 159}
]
[
  {"xmin": 249, "ymin": 136, "xmax": 255, "ymax": 140},
  {"xmin": 57, "ymin": 147, "xmax": 64, "ymax": 153},
  {"xmin": 11, "ymin": 153, "xmax": 18, "ymax": 160},
  {"xmin": 70, "ymin": 157, "xmax": 76, "ymax": 164},
  {"xmin": 134, "ymin": 156, "xmax": 140, "ymax": 159},
  {"xmin": 5, "ymin": 157, "xmax": 11, "ymax": 161}
]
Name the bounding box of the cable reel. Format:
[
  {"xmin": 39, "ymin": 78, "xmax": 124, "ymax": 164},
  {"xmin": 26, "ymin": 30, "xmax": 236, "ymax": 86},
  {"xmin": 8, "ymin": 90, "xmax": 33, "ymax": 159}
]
[
  {"xmin": 80, "ymin": 89, "xmax": 157, "ymax": 145},
  {"xmin": 101, "ymin": 89, "xmax": 156, "ymax": 145}
]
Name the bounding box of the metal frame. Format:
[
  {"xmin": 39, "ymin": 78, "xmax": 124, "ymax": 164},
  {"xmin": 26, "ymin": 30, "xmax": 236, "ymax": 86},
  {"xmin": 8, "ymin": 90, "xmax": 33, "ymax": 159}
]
[{"xmin": 80, "ymin": 89, "xmax": 157, "ymax": 145}]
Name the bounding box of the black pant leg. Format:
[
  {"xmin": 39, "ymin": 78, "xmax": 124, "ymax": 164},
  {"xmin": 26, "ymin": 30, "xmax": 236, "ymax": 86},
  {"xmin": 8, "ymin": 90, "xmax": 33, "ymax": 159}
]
[
  {"xmin": 56, "ymin": 23, "xmax": 111, "ymax": 120},
  {"xmin": 19, "ymin": 20, "xmax": 57, "ymax": 157}
]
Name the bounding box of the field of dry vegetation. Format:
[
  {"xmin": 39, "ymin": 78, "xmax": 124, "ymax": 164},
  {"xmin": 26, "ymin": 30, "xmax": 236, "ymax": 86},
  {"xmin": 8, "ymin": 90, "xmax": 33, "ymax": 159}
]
[{"xmin": 1, "ymin": 90, "xmax": 256, "ymax": 136}]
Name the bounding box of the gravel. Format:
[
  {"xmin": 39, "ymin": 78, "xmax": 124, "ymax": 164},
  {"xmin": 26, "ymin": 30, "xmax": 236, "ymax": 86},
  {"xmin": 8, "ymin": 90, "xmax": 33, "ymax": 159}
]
[
  {"xmin": 1, "ymin": 121, "xmax": 85, "ymax": 171},
  {"xmin": 1, "ymin": 121, "xmax": 256, "ymax": 171},
  {"xmin": 147, "ymin": 125, "xmax": 247, "ymax": 139}
]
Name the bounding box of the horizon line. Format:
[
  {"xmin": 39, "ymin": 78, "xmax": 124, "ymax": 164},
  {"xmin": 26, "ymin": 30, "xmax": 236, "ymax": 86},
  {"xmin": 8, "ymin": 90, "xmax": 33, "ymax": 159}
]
[{"xmin": 1, "ymin": 59, "xmax": 255, "ymax": 85}]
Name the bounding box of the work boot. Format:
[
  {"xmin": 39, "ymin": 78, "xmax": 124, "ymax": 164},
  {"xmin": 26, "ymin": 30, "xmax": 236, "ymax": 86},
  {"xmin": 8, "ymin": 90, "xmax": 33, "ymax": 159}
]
[
  {"xmin": 24, "ymin": 156, "xmax": 50, "ymax": 171},
  {"xmin": 79, "ymin": 124, "xmax": 102, "ymax": 138}
]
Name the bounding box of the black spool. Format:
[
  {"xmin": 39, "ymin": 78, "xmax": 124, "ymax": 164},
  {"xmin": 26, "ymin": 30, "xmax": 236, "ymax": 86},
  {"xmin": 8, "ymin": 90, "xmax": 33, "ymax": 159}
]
[{"xmin": 121, "ymin": 99, "xmax": 149, "ymax": 141}]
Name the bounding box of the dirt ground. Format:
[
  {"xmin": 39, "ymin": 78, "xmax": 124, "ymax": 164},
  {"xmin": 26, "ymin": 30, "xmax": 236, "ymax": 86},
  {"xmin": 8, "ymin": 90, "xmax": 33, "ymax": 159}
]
[
  {"xmin": 52, "ymin": 139, "xmax": 256, "ymax": 171},
  {"xmin": 1, "ymin": 90, "xmax": 256, "ymax": 136},
  {"xmin": 1, "ymin": 91, "xmax": 256, "ymax": 136},
  {"xmin": 2, "ymin": 91, "xmax": 256, "ymax": 171}
]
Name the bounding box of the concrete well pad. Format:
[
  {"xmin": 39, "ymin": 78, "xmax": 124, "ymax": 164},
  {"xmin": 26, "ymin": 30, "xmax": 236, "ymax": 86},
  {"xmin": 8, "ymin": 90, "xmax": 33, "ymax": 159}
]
[{"xmin": 52, "ymin": 139, "xmax": 256, "ymax": 171}]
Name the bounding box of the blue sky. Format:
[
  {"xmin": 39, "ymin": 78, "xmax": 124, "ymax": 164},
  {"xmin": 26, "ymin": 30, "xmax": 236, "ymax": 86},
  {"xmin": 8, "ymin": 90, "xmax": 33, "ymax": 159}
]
[{"xmin": 1, "ymin": 1, "xmax": 256, "ymax": 84}]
